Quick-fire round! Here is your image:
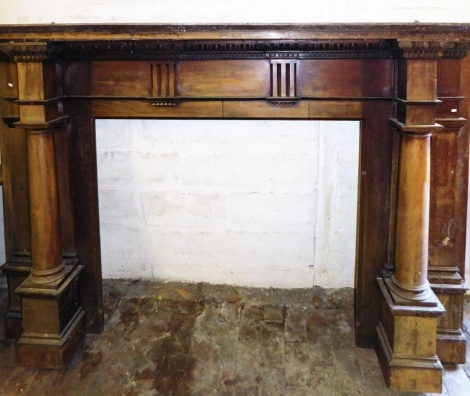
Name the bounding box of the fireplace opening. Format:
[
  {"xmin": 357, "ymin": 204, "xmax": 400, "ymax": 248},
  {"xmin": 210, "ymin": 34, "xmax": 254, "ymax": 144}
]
[{"xmin": 95, "ymin": 120, "xmax": 360, "ymax": 289}]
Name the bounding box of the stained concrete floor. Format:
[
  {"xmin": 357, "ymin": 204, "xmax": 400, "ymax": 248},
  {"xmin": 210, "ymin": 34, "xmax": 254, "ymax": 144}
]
[{"xmin": 1, "ymin": 276, "xmax": 470, "ymax": 396}]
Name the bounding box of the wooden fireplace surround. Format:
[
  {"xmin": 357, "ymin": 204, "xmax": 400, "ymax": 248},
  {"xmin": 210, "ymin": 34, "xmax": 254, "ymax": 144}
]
[{"xmin": 0, "ymin": 24, "xmax": 470, "ymax": 392}]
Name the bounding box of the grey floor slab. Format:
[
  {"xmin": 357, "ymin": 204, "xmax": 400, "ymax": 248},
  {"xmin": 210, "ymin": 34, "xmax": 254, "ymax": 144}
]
[{"xmin": 0, "ymin": 276, "xmax": 469, "ymax": 396}]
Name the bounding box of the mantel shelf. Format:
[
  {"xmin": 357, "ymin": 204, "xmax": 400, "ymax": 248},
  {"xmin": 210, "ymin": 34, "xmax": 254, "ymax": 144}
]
[{"xmin": 0, "ymin": 23, "xmax": 469, "ymax": 41}]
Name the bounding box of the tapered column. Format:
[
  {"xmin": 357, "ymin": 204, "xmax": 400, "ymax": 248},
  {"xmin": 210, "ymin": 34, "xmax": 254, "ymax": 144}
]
[
  {"xmin": 376, "ymin": 53, "xmax": 446, "ymax": 393},
  {"xmin": 1, "ymin": 43, "xmax": 85, "ymax": 369},
  {"xmin": 26, "ymin": 128, "xmax": 66, "ymax": 284},
  {"xmin": 391, "ymin": 127, "xmax": 433, "ymax": 301}
]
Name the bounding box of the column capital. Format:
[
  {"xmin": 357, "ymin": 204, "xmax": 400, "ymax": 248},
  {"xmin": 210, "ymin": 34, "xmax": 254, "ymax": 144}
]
[
  {"xmin": 15, "ymin": 115, "xmax": 68, "ymax": 131},
  {"xmin": 434, "ymin": 117, "xmax": 467, "ymax": 131},
  {"xmin": 389, "ymin": 118, "xmax": 443, "ymax": 136}
]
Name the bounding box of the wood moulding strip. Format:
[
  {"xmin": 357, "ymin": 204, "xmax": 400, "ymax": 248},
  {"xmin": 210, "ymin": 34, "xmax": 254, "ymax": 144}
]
[
  {"xmin": 63, "ymin": 95, "xmax": 393, "ymax": 101},
  {"xmin": 14, "ymin": 116, "xmax": 68, "ymax": 130}
]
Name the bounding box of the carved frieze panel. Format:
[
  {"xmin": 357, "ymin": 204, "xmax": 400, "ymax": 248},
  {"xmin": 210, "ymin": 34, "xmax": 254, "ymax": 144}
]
[
  {"xmin": 27, "ymin": 40, "xmax": 396, "ymax": 61},
  {"xmin": 0, "ymin": 42, "xmax": 56, "ymax": 62},
  {"xmin": 398, "ymin": 41, "xmax": 469, "ymax": 59},
  {"xmin": 2, "ymin": 38, "xmax": 467, "ymax": 64}
]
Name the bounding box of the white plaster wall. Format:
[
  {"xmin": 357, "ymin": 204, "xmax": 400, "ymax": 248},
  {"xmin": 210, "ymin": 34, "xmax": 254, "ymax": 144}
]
[
  {"xmin": 1, "ymin": 0, "xmax": 470, "ymax": 287},
  {"xmin": 0, "ymin": 0, "xmax": 469, "ymax": 23}
]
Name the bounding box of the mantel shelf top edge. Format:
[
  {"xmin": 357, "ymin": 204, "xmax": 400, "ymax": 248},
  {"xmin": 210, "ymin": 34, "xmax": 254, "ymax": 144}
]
[{"xmin": 0, "ymin": 23, "xmax": 469, "ymax": 41}]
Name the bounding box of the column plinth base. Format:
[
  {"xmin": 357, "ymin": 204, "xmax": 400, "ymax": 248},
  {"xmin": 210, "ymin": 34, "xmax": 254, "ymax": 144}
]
[
  {"xmin": 376, "ymin": 277, "xmax": 445, "ymax": 393},
  {"xmin": 14, "ymin": 265, "xmax": 85, "ymax": 369},
  {"xmin": 16, "ymin": 308, "xmax": 85, "ymax": 369},
  {"xmin": 436, "ymin": 331, "xmax": 467, "ymax": 364},
  {"xmin": 429, "ymin": 266, "xmax": 468, "ymax": 364},
  {"xmin": 1, "ymin": 260, "xmax": 30, "ymax": 339},
  {"xmin": 376, "ymin": 322, "xmax": 443, "ymax": 393},
  {"xmin": 3, "ymin": 310, "xmax": 23, "ymax": 340}
]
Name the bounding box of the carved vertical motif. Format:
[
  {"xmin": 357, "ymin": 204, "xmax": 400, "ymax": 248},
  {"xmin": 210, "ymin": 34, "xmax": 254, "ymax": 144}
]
[
  {"xmin": 270, "ymin": 60, "xmax": 297, "ymax": 102},
  {"xmin": 151, "ymin": 61, "xmax": 177, "ymax": 105}
]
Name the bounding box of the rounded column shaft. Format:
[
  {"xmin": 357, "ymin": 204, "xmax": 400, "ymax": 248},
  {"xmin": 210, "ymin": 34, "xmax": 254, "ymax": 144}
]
[
  {"xmin": 392, "ymin": 131, "xmax": 431, "ymax": 299},
  {"xmin": 27, "ymin": 129, "xmax": 65, "ymax": 284}
]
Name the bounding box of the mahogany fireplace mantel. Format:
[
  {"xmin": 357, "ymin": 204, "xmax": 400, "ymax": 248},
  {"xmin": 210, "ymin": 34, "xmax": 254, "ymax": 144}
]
[{"xmin": 1, "ymin": 23, "xmax": 470, "ymax": 392}]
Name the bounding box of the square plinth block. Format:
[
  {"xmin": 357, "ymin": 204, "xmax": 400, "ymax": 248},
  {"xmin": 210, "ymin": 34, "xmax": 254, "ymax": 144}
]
[
  {"xmin": 14, "ymin": 265, "xmax": 85, "ymax": 369},
  {"xmin": 376, "ymin": 277, "xmax": 445, "ymax": 393},
  {"xmin": 432, "ymin": 282, "xmax": 468, "ymax": 364}
]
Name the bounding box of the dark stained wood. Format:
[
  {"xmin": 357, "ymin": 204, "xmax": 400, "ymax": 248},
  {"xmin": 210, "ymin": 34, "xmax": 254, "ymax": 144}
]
[
  {"xmin": 91, "ymin": 61, "xmax": 152, "ymax": 97},
  {"xmin": 427, "ymin": 57, "xmax": 470, "ymax": 364},
  {"xmin": 64, "ymin": 60, "xmax": 104, "ymax": 333},
  {"xmin": 54, "ymin": 123, "xmax": 77, "ymax": 255},
  {"xmin": 459, "ymin": 55, "xmax": 470, "ymax": 276},
  {"xmin": 223, "ymin": 101, "xmax": 308, "ymax": 118},
  {"xmin": 0, "ymin": 60, "xmax": 32, "ymax": 338},
  {"xmin": 65, "ymin": 97, "xmax": 104, "ymax": 334},
  {"xmin": 0, "ymin": 62, "xmax": 30, "ymax": 258},
  {"xmin": 433, "ymin": 58, "xmax": 468, "ymax": 272},
  {"xmin": 298, "ymin": 59, "xmax": 393, "ymax": 98},
  {"xmin": 92, "ymin": 100, "xmax": 223, "ymax": 119},
  {"xmin": 308, "ymin": 101, "xmax": 363, "ymax": 119},
  {"xmin": 355, "ymin": 101, "xmax": 394, "ymax": 347},
  {"xmin": 429, "ymin": 123, "xmax": 461, "ymax": 267},
  {"xmin": 178, "ymin": 60, "xmax": 269, "ymax": 98},
  {"xmin": 386, "ymin": 130, "xmax": 400, "ymax": 268}
]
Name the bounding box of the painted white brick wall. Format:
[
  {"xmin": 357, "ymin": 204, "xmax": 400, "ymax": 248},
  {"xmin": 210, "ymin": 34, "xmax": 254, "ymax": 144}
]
[
  {"xmin": 1, "ymin": 0, "xmax": 469, "ymax": 287},
  {"xmin": 96, "ymin": 120, "xmax": 359, "ymax": 287}
]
